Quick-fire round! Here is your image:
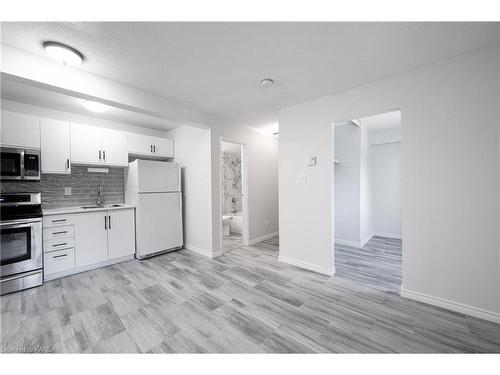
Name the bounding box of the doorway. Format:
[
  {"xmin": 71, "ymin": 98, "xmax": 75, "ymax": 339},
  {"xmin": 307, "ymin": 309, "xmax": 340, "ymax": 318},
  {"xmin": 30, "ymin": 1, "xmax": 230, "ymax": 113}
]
[
  {"xmin": 220, "ymin": 139, "xmax": 249, "ymax": 253},
  {"xmin": 332, "ymin": 110, "xmax": 402, "ymax": 293}
]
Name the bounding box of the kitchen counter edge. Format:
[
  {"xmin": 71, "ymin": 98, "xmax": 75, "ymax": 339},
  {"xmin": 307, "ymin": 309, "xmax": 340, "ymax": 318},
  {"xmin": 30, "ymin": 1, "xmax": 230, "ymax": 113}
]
[{"xmin": 43, "ymin": 204, "xmax": 135, "ymax": 216}]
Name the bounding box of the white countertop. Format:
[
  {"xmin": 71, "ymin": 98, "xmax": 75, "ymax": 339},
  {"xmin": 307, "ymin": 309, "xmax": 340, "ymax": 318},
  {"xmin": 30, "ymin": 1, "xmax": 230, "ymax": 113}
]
[{"xmin": 43, "ymin": 204, "xmax": 135, "ymax": 216}]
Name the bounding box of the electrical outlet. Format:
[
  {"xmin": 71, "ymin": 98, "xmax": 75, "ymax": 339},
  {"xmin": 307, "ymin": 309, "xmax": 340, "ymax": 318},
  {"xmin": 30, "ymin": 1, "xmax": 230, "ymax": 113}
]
[{"xmin": 64, "ymin": 187, "xmax": 72, "ymax": 196}]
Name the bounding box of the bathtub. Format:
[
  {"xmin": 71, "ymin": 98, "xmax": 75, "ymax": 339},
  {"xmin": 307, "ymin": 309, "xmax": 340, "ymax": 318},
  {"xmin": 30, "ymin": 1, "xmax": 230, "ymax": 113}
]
[{"xmin": 222, "ymin": 212, "xmax": 243, "ymax": 235}]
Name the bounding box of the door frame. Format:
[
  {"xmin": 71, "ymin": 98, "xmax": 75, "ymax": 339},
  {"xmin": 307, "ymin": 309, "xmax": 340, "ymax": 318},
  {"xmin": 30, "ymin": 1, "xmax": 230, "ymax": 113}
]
[{"xmin": 219, "ymin": 137, "xmax": 249, "ymax": 253}]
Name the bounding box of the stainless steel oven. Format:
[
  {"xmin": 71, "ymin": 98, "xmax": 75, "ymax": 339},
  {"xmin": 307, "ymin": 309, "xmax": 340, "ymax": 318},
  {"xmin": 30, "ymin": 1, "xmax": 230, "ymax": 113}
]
[
  {"xmin": 0, "ymin": 193, "xmax": 43, "ymax": 295},
  {"xmin": 0, "ymin": 147, "xmax": 41, "ymax": 181}
]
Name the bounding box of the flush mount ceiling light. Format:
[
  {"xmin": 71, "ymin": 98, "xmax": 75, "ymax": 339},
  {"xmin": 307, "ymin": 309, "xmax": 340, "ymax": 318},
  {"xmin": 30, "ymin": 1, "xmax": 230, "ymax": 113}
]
[
  {"xmin": 83, "ymin": 100, "xmax": 109, "ymax": 113},
  {"xmin": 42, "ymin": 41, "xmax": 84, "ymax": 66},
  {"xmin": 259, "ymin": 78, "xmax": 275, "ymax": 88}
]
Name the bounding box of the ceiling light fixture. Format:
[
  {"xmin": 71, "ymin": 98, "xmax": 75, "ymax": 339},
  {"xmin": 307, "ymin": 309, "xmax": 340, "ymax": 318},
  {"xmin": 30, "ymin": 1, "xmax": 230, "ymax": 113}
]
[
  {"xmin": 83, "ymin": 100, "xmax": 109, "ymax": 113},
  {"xmin": 42, "ymin": 41, "xmax": 84, "ymax": 66},
  {"xmin": 259, "ymin": 78, "xmax": 275, "ymax": 88}
]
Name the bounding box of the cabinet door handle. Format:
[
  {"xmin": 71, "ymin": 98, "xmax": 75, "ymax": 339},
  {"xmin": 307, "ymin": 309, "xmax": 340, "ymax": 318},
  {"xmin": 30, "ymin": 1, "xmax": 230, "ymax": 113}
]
[
  {"xmin": 99, "ymin": 150, "xmax": 102, "ymax": 160},
  {"xmin": 153, "ymin": 145, "xmax": 156, "ymax": 153},
  {"xmin": 52, "ymin": 219, "xmax": 67, "ymax": 223},
  {"xmin": 66, "ymin": 158, "xmax": 70, "ymax": 169},
  {"xmin": 52, "ymin": 231, "xmax": 68, "ymax": 235},
  {"xmin": 53, "ymin": 254, "xmax": 68, "ymax": 259},
  {"xmin": 104, "ymin": 215, "xmax": 107, "ymax": 230},
  {"xmin": 103, "ymin": 150, "xmax": 106, "ymax": 161},
  {"xmin": 108, "ymin": 215, "xmax": 111, "ymax": 229},
  {"xmin": 52, "ymin": 242, "xmax": 68, "ymax": 247},
  {"xmin": 150, "ymin": 145, "xmax": 153, "ymax": 152}
]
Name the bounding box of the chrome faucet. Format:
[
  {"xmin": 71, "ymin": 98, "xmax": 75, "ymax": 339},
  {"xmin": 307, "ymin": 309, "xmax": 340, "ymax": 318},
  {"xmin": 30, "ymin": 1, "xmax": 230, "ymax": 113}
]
[{"xmin": 96, "ymin": 185, "xmax": 104, "ymax": 207}]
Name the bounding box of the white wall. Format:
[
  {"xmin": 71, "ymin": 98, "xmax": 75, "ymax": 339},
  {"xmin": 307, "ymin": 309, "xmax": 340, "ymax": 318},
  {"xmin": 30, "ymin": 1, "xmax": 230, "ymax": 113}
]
[
  {"xmin": 210, "ymin": 123, "xmax": 279, "ymax": 255},
  {"xmin": 369, "ymin": 127, "xmax": 401, "ymax": 238},
  {"xmin": 279, "ymin": 46, "xmax": 500, "ymax": 321},
  {"xmin": 167, "ymin": 126, "xmax": 213, "ymax": 256},
  {"xmin": 333, "ymin": 124, "xmax": 361, "ymax": 244}
]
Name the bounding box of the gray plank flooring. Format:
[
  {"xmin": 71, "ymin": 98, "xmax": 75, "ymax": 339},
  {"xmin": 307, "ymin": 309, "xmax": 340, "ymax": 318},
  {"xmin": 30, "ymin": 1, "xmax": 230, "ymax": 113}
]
[
  {"xmin": 335, "ymin": 236, "xmax": 402, "ymax": 293},
  {"xmin": 222, "ymin": 233, "xmax": 244, "ymax": 252},
  {"xmin": 1, "ymin": 234, "xmax": 499, "ymax": 353}
]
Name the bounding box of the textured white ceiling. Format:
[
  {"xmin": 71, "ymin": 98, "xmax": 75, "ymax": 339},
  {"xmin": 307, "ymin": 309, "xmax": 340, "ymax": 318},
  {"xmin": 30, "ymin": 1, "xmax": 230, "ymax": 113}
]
[{"xmin": 2, "ymin": 22, "xmax": 500, "ymax": 128}]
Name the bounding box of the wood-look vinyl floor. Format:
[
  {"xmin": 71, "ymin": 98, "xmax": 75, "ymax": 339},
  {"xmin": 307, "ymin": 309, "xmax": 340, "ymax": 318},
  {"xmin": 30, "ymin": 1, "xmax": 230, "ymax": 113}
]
[
  {"xmin": 1, "ymin": 235, "xmax": 499, "ymax": 353},
  {"xmin": 222, "ymin": 233, "xmax": 244, "ymax": 253},
  {"xmin": 335, "ymin": 236, "xmax": 402, "ymax": 293}
]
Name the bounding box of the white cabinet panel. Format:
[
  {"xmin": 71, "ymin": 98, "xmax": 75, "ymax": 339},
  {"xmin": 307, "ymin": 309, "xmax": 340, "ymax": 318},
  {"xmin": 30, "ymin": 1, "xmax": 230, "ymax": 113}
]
[
  {"xmin": 41, "ymin": 118, "xmax": 71, "ymax": 174},
  {"xmin": 127, "ymin": 133, "xmax": 152, "ymax": 155},
  {"xmin": 73, "ymin": 211, "xmax": 108, "ymax": 267},
  {"xmin": 71, "ymin": 123, "xmax": 102, "ymax": 165},
  {"xmin": 0, "ymin": 111, "xmax": 40, "ymax": 148},
  {"xmin": 107, "ymin": 209, "xmax": 135, "ymax": 259},
  {"xmin": 44, "ymin": 248, "xmax": 75, "ymax": 275},
  {"xmin": 127, "ymin": 133, "xmax": 174, "ymax": 158},
  {"xmin": 101, "ymin": 128, "xmax": 128, "ymax": 166},
  {"xmin": 154, "ymin": 137, "xmax": 174, "ymax": 158}
]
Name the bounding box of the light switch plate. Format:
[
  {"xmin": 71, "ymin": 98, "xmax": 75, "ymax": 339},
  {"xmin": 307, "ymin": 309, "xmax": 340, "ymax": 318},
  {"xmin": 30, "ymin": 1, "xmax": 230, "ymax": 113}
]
[
  {"xmin": 64, "ymin": 187, "xmax": 72, "ymax": 196},
  {"xmin": 305, "ymin": 156, "xmax": 317, "ymax": 166}
]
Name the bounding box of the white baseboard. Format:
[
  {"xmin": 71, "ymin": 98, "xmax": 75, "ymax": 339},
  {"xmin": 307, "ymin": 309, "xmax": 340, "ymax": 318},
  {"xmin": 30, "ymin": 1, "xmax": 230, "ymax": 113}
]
[
  {"xmin": 334, "ymin": 238, "xmax": 361, "ymax": 248},
  {"xmin": 44, "ymin": 254, "xmax": 134, "ymax": 282},
  {"xmin": 360, "ymin": 233, "xmax": 373, "ymax": 247},
  {"xmin": 248, "ymin": 231, "xmax": 279, "ymax": 246},
  {"xmin": 401, "ymin": 287, "xmax": 500, "ymax": 324},
  {"xmin": 278, "ymin": 255, "xmax": 335, "ymax": 276},
  {"xmin": 184, "ymin": 243, "xmax": 216, "ymax": 258},
  {"xmin": 373, "ymin": 231, "xmax": 402, "ymax": 240}
]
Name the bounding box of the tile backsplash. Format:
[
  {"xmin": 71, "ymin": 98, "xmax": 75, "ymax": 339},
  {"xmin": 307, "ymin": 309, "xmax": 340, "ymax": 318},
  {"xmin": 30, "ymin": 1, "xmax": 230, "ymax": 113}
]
[{"xmin": 0, "ymin": 166, "xmax": 124, "ymax": 209}]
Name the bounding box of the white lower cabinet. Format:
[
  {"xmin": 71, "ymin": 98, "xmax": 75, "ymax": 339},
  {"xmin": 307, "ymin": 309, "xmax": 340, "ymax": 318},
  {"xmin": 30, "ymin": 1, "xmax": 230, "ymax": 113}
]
[
  {"xmin": 45, "ymin": 248, "xmax": 76, "ymax": 275},
  {"xmin": 73, "ymin": 211, "xmax": 109, "ymax": 268},
  {"xmin": 107, "ymin": 209, "xmax": 135, "ymax": 259},
  {"xmin": 43, "ymin": 208, "xmax": 135, "ymax": 280}
]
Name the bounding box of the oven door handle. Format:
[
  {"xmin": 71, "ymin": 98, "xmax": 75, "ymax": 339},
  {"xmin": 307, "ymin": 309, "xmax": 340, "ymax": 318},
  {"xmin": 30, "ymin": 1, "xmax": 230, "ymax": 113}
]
[{"xmin": 0, "ymin": 219, "xmax": 41, "ymax": 227}]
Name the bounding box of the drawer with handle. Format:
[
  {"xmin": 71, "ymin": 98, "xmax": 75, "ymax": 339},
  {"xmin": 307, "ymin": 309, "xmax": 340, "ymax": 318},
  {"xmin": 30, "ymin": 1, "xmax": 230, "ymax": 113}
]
[
  {"xmin": 43, "ymin": 214, "xmax": 75, "ymax": 227},
  {"xmin": 43, "ymin": 225, "xmax": 74, "ymax": 241},
  {"xmin": 44, "ymin": 248, "xmax": 75, "ymax": 275},
  {"xmin": 44, "ymin": 237, "xmax": 75, "ymax": 253}
]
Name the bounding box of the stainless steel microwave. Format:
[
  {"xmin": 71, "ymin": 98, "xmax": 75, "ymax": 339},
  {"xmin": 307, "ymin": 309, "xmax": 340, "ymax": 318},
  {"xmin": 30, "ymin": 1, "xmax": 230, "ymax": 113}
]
[{"xmin": 0, "ymin": 147, "xmax": 41, "ymax": 181}]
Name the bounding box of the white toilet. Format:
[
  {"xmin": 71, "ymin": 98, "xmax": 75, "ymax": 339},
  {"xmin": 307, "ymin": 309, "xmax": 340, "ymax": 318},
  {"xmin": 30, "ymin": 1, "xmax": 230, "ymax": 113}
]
[{"xmin": 222, "ymin": 215, "xmax": 232, "ymax": 236}]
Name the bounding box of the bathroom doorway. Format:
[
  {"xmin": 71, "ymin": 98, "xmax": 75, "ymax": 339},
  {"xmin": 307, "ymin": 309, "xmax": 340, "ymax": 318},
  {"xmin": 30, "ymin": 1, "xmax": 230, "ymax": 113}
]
[
  {"xmin": 220, "ymin": 139, "xmax": 249, "ymax": 253},
  {"xmin": 332, "ymin": 110, "xmax": 402, "ymax": 293}
]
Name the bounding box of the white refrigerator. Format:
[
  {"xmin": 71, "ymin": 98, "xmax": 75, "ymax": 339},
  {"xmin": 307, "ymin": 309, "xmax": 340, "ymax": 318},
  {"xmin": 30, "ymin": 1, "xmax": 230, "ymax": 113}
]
[{"xmin": 125, "ymin": 159, "xmax": 183, "ymax": 259}]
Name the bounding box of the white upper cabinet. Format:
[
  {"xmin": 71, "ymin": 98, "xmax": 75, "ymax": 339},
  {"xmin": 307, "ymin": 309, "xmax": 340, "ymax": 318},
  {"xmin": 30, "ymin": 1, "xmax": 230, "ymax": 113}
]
[
  {"xmin": 101, "ymin": 128, "xmax": 128, "ymax": 166},
  {"xmin": 40, "ymin": 118, "xmax": 71, "ymax": 174},
  {"xmin": 1, "ymin": 111, "xmax": 40, "ymax": 149},
  {"xmin": 71, "ymin": 123, "xmax": 102, "ymax": 165},
  {"xmin": 127, "ymin": 133, "xmax": 174, "ymax": 158},
  {"xmin": 71, "ymin": 123, "xmax": 128, "ymax": 167},
  {"xmin": 153, "ymin": 137, "xmax": 174, "ymax": 158}
]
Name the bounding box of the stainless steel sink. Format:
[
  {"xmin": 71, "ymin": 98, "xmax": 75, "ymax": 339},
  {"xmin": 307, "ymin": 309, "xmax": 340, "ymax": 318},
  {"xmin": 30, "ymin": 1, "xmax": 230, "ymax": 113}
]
[{"xmin": 81, "ymin": 205, "xmax": 103, "ymax": 209}]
